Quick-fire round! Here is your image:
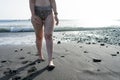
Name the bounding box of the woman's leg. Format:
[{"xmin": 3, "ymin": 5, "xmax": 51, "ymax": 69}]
[
  {"xmin": 31, "ymin": 18, "xmax": 44, "ymax": 60},
  {"xmin": 44, "ymin": 13, "xmax": 54, "ymax": 66}
]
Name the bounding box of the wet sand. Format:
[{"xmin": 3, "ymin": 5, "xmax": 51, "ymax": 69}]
[{"xmin": 0, "ymin": 42, "xmax": 120, "ymax": 80}]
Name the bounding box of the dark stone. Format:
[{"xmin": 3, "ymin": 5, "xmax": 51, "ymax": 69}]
[
  {"xmin": 97, "ymin": 69, "xmax": 100, "ymax": 71},
  {"xmin": 100, "ymin": 43, "xmax": 105, "ymax": 46},
  {"xmin": 20, "ymin": 49, "xmax": 23, "ymax": 51},
  {"xmin": 93, "ymin": 58, "xmax": 102, "ymax": 62},
  {"xmin": 57, "ymin": 41, "xmax": 61, "ymax": 44},
  {"xmin": 84, "ymin": 51, "xmax": 88, "ymax": 53},
  {"xmin": 92, "ymin": 42, "xmax": 96, "ymax": 44},
  {"xmin": 118, "ymin": 43, "xmax": 120, "ymax": 46},
  {"xmin": 98, "ymin": 41, "xmax": 101, "ymax": 43},
  {"xmin": 14, "ymin": 50, "xmax": 18, "ymax": 52},
  {"xmin": 86, "ymin": 42, "xmax": 91, "ymax": 44},
  {"xmin": 111, "ymin": 54, "xmax": 117, "ymax": 56},
  {"xmin": 117, "ymin": 52, "xmax": 119, "ymax": 54},
  {"xmin": 61, "ymin": 56, "xmax": 65, "ymax": 57},
  {"xmin": 1, "ymin": 60, "xmax": 7, "ymax": 63}
]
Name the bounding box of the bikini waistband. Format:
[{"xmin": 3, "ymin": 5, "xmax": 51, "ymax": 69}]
[{"xmin": 35, "ymin": 5, "xmax": 52, "ymax": 10}]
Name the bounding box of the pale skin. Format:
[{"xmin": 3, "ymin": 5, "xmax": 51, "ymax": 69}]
[{"xmin": 29, "ymin": 0, "xmax": 59, "ymax": 66}]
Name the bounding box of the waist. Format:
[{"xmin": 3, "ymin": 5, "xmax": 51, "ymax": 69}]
[{"xmin": 35, "ymin": 5, "xmax": 52, "ymax": 10}]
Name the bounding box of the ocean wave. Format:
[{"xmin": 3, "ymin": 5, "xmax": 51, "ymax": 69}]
[
  {"xmin": 0, "ymin": 26, "xmax": 119, "ymax": 32},
  {"xmin": 0, "ymin": 27, "xmax": 34, "ymax": 32}
]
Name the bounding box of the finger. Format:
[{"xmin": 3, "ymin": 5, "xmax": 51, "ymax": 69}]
[
  {"xmin": 33, "ymin": 19, "xmax": 41, "ymax": 25},
  {"xmin": 34, "ymin": 16, "xmax": 41, "ymax": 22},
  {"xmin": 56, "ymin": 20, "xmax": 59, "ymax": 25}
]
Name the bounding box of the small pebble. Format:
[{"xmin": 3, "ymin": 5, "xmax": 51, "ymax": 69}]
[
  {"xmin": 86, "ymin": 42, "xmax": 91, "ymax": 44},
  {"xmin": 20, "ymin": 49, "xmax": 23, "ymax": 51},
  {"xmin": 117, "ymin": 52, "xmax": 119, "ymax": 54},
  {"xmin": 92, "ymin": 42, "xmax": 96, "ymax": 44},
  {"xmin": 15, "ymin": 50, "xmax": 18, "ymax": 52},
  {"xmin": 57, "ymin": 41, "xmax": 61, "ymax": 44},
  {"xmin": 61, "ymin": 56, "xmax": 65, "ymax": 57},
  {"xmin": 97, "ymin": 69, "xmax": 100, "ymax": 71},
  {"xmin": 84, "ymin": 51, "xmax": 88, "ymax": 53},
  {"xmin": 100, "ymin": 43, "xmax": 105, "ymax": 46}
]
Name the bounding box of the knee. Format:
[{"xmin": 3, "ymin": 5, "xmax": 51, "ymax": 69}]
[
  {"xmin": 36, "ymin": 35, "xmax": 43, "ymax": 42},
  {"xmin": 44, "ymin": 34, "xmax": 52, "ymax": 40}
]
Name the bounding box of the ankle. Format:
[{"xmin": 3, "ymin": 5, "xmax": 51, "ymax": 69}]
[{"xmin": 48, "ymin": 60, "xmax": 54, "ymax": 66}]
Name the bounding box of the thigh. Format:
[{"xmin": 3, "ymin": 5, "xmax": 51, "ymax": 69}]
[
  {"xmin": 31, "ymin": 19, "xmax": 43, "ymax": 37},
  {"xmin": 44, "ymin": 14, "xmax": 54, "ymax": 35}
]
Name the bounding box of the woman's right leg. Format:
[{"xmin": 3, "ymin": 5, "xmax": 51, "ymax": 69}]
[{"xmin": 31, "ymin": 19, "xmax": 44, "ymax": 60}]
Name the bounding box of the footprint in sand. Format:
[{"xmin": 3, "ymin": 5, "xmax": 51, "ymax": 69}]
[
  {"xmin": 28, "ymin": 61, "xmax": 36, "ymax": 66},
  {"xmin": 11, "ymin": 75, "xmax": 22, "ymax": 80},
  {"xmin": 27, "ymin": 66, "xmax": 37, "ymax": 73},
  {"xmin": 3, "ymin": 68, "xmax": 17, "ymax": 76},
  {"xmin": 21, "ymin": 60, "xmax": 29, "ymax": 64},
  {"xmin": 27, "ymin": 52, "xmax": 31, "ymax": 54}
]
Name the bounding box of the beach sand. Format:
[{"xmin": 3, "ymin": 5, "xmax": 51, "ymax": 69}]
[{"xmin": 0, "ymin": 42, "xmax": 120, "ymax": 80}]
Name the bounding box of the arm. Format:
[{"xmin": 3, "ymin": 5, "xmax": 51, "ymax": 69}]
[
  {"xmin": 50, "ymin": 0, "xmax": 59, "ymax": 25},
  {"xmin": 50, "ymin": 0, "xmax": 58, "ymax": 15},
  {"xmin": 29, "ymin": 0, "xmax": 35, "ymax": 16},
  {"xmin": 29, "ymin": 0, "xmax": 41, "ymax": 24}
]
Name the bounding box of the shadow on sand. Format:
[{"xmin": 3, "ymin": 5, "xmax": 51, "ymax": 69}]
[{"xmin": 0, "ymin": 59, "xmax": 51, "ymax": 80}]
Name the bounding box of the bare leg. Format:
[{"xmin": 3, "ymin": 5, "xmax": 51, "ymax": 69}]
[
  {"xmin": 31, "ymin": 18, "xmax": 44, "ymax": 60},
  {"xmin": 44, "ymin": 13, "xmax": 54, "ymax": 66}
]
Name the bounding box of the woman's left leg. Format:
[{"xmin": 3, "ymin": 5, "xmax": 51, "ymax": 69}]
[{"xmin": 44, "ymin": 13, "xmax": 54, "ymax": 66}]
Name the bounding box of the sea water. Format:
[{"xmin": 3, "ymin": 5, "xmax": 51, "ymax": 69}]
[{"xmin": 0, "ymin": 19, "xmax": 120, "ymax": 45}]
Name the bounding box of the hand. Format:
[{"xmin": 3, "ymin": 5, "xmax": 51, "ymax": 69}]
[
  {"xmin": 54, "ymin": 15, "xmax": 59, "ymax": 25},
  {"xmin": 31, "ymin": 15, "xmax": 41, "ymax": 24}
]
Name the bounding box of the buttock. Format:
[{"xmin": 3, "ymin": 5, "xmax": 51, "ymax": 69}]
[{"xmin": 35, "ymin": 6, "xmax": 52, "ymax": 20}]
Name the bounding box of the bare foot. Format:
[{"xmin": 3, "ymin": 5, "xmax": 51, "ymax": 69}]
[
  {"xmin": 47, "ymin": 60, "xmax": 55, "ymax": 71},
  {"xmin": 38, "ymin": 53, "xmax": 45, "ymax": 60},
  {"xmin": 48, "ymin": 60, "xmax": 55, "ymax": 67}
]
